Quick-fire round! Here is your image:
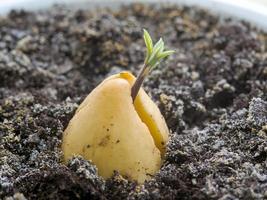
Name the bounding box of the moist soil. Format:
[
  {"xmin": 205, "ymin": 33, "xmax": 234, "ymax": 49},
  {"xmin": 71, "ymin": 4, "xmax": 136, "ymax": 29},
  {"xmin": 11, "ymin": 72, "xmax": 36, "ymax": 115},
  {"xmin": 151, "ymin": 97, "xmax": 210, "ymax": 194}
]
[{"xmin": 0, "ymin": 3, "xmax": 267, "ymax": 200}]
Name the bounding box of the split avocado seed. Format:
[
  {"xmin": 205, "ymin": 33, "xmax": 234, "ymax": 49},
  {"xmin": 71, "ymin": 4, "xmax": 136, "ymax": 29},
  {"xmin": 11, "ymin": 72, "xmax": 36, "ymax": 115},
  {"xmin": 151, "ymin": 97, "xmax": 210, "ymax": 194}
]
[{"xmin": 62, "ymin": 30, "xmax": 174, "ymax": 183}]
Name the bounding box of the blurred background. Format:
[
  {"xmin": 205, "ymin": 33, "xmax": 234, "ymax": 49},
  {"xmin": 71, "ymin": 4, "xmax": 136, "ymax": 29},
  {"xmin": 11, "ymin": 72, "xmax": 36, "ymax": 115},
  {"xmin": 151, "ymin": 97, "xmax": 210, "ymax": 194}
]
[{"xmin": 0, "ymin": 0, "xmax": 267, "ymax": 30}]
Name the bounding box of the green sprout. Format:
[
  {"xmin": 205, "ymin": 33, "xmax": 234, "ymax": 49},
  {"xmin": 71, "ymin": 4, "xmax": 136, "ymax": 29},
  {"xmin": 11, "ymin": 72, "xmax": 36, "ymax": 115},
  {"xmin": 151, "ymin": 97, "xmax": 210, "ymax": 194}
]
[{"xmin": 131, "ymin": 29, "xmax": 175, "ymax": 101}]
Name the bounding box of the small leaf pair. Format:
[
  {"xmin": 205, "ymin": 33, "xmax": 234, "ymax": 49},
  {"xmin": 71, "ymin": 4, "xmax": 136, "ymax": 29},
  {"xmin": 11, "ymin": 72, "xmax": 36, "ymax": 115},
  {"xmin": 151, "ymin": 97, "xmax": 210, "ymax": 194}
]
[{"xmin": 143, "ymin": 29, "xmax": 175, "ymax": 70}]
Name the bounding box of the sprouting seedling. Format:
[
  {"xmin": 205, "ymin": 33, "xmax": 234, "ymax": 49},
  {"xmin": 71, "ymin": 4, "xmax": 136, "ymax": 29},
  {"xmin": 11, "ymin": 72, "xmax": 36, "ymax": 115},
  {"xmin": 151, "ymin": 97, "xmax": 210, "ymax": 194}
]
[{"xmin": 131, "ymin": 29, "xmax": 175, "ymax": 101}]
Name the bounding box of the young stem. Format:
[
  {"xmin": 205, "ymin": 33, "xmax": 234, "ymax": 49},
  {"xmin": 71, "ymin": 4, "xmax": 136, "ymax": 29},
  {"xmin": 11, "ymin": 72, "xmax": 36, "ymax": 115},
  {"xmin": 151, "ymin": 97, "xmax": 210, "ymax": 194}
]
[{"xmin": 131, "ymin": 64, "xmax": 150, "ymax": 101}]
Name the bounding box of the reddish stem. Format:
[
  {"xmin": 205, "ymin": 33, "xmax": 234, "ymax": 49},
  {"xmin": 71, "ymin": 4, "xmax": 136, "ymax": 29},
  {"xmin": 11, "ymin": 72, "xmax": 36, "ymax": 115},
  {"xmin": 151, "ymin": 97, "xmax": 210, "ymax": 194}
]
[{"xmin": 131, "ymin": 64, "xmax": 149, "ymax": 101}]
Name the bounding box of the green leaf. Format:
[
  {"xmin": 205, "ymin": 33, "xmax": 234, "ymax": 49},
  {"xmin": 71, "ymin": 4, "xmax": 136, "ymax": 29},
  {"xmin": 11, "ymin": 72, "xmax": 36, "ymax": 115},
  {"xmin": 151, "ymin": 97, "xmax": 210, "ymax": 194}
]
[
  {"xmin": 152, "ymin": 38, "xmax": 163, "ymax": 53},
  {"xmin": 143, "ymin": 29, "xmax": 153, "ymax": 56},
  {"xmin": 157, "ymin": 50, "xmax": 175, "ymax": 60},
  {"xmin": 148, "ymin": 38, "xmax": 163, "ymax": 64},
  {"xmin": 148, "ymin": 59, "xmax": 159, "ymax": 68}
]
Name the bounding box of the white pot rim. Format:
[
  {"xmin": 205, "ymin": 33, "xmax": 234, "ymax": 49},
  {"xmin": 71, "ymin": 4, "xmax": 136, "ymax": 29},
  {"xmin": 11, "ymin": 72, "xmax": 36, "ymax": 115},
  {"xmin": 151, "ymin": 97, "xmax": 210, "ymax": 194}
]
[{"xmin": 0, "ymin": 0, "xmax": 267, "ymax": 31}]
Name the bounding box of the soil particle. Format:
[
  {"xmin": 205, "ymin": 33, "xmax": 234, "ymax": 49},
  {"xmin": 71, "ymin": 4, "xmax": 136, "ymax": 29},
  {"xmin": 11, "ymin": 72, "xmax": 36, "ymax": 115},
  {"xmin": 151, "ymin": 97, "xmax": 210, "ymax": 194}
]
[
  {"xmin": 247, "ymin": 98, "xmax": 267, "ymax": 128},
  {"xmin": 14, "ymin": 165, "xmax": 105, "ymax": 200},
  {"xmin": 0, "ymin": 3, "xmax": 267, "ymax": 200}
]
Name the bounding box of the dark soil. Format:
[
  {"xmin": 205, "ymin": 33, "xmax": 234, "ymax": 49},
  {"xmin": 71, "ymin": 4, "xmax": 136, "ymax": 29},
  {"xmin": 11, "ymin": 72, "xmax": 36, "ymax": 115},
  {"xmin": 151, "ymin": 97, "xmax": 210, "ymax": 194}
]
[{"xmin": 1, "ymin": 3, "xmax": 267, "ymax": 200}]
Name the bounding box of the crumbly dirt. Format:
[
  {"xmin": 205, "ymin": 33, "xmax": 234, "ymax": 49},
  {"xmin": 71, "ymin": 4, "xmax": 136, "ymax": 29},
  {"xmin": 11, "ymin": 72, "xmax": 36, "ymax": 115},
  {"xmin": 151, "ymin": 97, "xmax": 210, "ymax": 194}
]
[{"xmin": 0, "ymin": 3, "xmax": 267, "ymax": 200}]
